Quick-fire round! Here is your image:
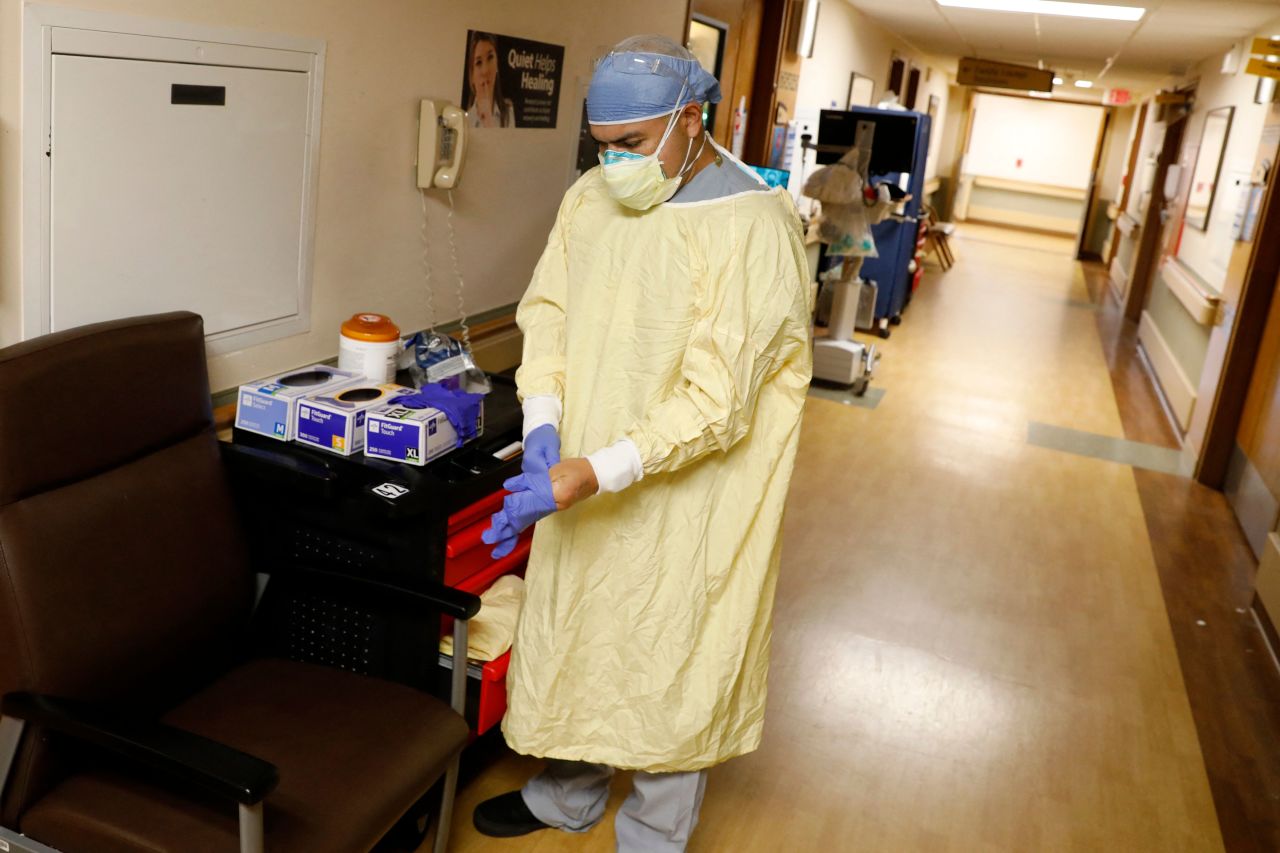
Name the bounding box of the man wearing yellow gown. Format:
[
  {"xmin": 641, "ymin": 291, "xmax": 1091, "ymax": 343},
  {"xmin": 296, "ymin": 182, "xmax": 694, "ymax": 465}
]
[{"xmin": 476, "ymin": 34, "xmax": 813, "ymax": 851}]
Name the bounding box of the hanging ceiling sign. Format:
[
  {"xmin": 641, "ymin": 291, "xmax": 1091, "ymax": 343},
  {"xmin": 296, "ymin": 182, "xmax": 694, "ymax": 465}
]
[
  {"xmin": 1246, "ymin": 57, "xmax": 1280, "ymax": 81},
  {"xmin": 1250, "ymin": 37, "xmax": 1280, "ymax": 57},
  {"xmin": 957, "ymin": 57, "xmax": 1054, "ymax": 93}
]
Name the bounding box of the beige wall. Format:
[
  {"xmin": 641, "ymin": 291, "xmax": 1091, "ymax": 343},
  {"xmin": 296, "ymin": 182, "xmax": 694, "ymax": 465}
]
[
  {"xmin": 0, "ymin": 0, "xmax": 686, "ymax": 391},
  {"xmin": 934, "ymin": 84, "xmax": 968, "ymax": 179},
  {"xmin": 793, "ymin": 0, "xmax": 951, "ymax": 179},
  {"xmin": 1174, "ymin": 44, "xmax": 1275, "ymax": 291}
]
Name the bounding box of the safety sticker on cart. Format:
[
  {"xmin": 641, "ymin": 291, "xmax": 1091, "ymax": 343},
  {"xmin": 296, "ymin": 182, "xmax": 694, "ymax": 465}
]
[{"xmin": 373, "ymin": 483, "xmax": 409, "ymax": 499}]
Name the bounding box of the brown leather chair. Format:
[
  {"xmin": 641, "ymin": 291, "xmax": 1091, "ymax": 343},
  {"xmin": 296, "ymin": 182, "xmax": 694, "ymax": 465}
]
[{"xmin": 0, "ymin": 313, "xmax": 479, "ymax": 853}]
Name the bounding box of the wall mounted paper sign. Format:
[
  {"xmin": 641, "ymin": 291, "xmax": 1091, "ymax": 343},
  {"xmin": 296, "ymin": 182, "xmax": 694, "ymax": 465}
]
[{"xmin": 461, "ymin": 30, "xmax": 564, "ymax": 128}]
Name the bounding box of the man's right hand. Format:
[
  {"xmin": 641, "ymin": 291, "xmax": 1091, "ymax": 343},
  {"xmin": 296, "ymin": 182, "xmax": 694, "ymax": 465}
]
[
  {"xmin": 481, "ymin": 471, "xmax": 558, "ymax": 559},
  {"xmin": 522, "ymin": 424, "xmax": 561, "ymax": 476}
]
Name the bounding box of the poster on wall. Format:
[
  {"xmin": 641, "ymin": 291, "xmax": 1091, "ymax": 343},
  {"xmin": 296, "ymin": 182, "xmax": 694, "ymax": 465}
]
[{"xmin": 461, "ymin": 30, "xmax": 564, "ymax": 129}]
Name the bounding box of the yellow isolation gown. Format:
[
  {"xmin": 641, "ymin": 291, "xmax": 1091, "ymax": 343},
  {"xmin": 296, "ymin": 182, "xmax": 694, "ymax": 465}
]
[{"xmin": 503, "ymin": 166, "xmax": 814, "ymax": 772}]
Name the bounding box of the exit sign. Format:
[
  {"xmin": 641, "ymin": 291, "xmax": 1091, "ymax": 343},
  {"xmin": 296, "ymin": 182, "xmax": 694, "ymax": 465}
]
[{"xmin": 1104, "ymin": 88, "xmax": 1132, "ymax": 106}]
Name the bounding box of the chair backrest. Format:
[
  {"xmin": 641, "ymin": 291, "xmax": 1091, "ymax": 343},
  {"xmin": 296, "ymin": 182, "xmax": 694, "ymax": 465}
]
[{"xmin": 0, "ymin": 312, "xmax": 254, "ymax": 823}]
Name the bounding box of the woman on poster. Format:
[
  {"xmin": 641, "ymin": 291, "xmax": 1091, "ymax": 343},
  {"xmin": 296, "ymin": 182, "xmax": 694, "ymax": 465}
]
[{"xmin": 466, "ymin": 31, "xmax": 516, "ymax": 128}]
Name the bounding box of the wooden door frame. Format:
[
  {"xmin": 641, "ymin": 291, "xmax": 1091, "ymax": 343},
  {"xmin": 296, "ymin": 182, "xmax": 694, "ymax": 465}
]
[
  {"xmin": 744, "ymin": 0, "xmax": 789, "ymax": 166},
  {"xmin": 1124, "ymin": 106, "xmax": 1190, "ymax": 323},
  {"xmin": 1196, "ymin": 145, "xmax": 1280, "ymax": 487},
  {"xmin": 1076, "ymin": 107, "xmax": 1113, "ymax": 260},
  {"xmin": 1106, "ymin": 101, "xmax": 1148, "ymax": 269}
]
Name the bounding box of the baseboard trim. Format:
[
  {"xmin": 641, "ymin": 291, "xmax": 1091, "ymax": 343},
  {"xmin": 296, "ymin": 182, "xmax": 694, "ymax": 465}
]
[
  {"xmin": 1252, "ymin": 597, "xmax": 1280, "ymax": 676},
  {"xmin": 965, "ymin": 205, "xmax": 1079, "ymax": 235},
  {"xmin": 1137, "ymin": 310, "xmax": 1196, "ymax": 432},
  {"xmin": 1134, "ymin": 340, "xmax": 1189, "ymax": 446}
]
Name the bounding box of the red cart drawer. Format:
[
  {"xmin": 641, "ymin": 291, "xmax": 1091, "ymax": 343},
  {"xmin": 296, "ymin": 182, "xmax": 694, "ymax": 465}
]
[
  {"xmin": 475, "ymin": 651, "xmax": 511, "ymax": 735},
  {"xmin": 440, "ymin": 489, "xmax": 532, "ymax": 736},
  {"xmin": 448, "ymin": 491, "xmax": 506, "ymax": 535}
]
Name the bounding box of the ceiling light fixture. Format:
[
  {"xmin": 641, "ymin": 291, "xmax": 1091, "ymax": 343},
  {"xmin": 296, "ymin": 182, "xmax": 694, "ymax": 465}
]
[
  {"xmin": 1074, "ymin": 80, "xmax": 1095, "ymax": 88},
  {"xmin": 1053, "ymin": 76, "xmax": 1064, "ymax": 84},
  {"xmin": 936, "ymin": 0, "xmax": 1145, "ymax": 22}
]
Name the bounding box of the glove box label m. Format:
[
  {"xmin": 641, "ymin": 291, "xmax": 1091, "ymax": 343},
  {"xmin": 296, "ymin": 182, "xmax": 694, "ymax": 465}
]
[{"xmin": 234, "ymin": 365, "xmax": 363, "ymax": 441}]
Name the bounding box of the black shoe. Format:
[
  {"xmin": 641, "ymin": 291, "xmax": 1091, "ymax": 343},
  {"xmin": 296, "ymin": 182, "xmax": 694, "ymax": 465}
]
[{"xmin": 473, "ymin": 790, "xmax": 552, "ymax": 838}]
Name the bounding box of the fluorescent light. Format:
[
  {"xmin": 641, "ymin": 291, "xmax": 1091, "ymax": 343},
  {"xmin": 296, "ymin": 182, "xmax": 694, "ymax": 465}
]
[
  {"xmin": 797, "ymin": 0, "xmax": 820, "ymax": 58},
  {"xmin": 1029, "ymin": 91, "xmax": 1053, "ymax": 98},
  {"xmin": 1053, "ymin": 76, "xmax": 1064, "ymax": 84},
  {"xmin": 936, "ymin": 0, "xmax": 1145, "ymax": 21},
  {"xmin": 1074, "ymin": 80, "xmax": 1095, "ymax": 88}
]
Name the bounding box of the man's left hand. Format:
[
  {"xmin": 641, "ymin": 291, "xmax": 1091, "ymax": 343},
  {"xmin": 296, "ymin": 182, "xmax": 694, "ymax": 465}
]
[{"xmin": 549, "ymin": 458, "xmax": 599, "ymax": 511}]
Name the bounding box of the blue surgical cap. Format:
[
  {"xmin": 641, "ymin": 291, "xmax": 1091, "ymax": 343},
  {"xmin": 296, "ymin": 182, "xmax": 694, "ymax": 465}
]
[{"xmin": 587, "ymin": 35, "xmax": 722, "ymax": 125}]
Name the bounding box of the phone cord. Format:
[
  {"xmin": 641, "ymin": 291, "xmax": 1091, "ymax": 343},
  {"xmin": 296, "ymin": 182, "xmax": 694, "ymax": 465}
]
[
  {"xmin": 446, "ymin": 189, "xmax": 473, "ymax": 354},
  {"xmin": 419, "ymin": 188, "xmax": 438, "ymax": 334}
]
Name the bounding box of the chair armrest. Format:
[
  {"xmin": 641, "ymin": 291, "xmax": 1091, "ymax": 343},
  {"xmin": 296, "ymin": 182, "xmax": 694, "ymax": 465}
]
[
  {"xmin": 1, "ymin": 693, "xmax": 279, "ymax": 806},
  {"xmin": 290, "ymin": 567, "xmax": 482, "ymax": 620}
]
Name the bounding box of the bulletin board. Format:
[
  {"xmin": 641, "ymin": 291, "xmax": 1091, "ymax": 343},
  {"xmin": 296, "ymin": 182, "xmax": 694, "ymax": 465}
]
[{"xmin": 965, "ymin": 93, "xmax": 1105, "ymax": 189}]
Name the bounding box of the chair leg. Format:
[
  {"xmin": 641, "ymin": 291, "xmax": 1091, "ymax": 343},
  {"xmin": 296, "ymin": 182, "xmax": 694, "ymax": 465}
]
[
  {"xmin": 928, "ymin": 236, "xmax": 947, "ymax": 271},
  {"xmin": 940, "ymin": 235, "xmax": 955, "ymax": 269},
  {"xmin": 239, "ymin": 802, "xmax": 264, "ymax": 853},
  {"xmin": 933, "ymin": 235, "xmax": 946, "ymax": 270},
  {"xmin": 432, "ymin": 754, "xmax": 462, "ymax": 853}
]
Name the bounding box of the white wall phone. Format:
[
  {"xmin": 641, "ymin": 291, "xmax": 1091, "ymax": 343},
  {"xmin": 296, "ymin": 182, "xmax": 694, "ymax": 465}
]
[{"xmin": 417, "ymin": 100, "xmax": 467, "ymax": 189}]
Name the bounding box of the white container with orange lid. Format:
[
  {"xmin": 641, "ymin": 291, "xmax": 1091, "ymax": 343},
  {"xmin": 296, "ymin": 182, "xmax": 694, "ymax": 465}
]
[{"xmin": 339, "ymin": 313, "xmax": 401, "ymax": 383}]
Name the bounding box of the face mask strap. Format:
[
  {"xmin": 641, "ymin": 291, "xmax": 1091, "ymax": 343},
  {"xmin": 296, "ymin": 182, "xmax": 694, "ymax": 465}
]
[
  {"xmin": 653, "ymin": 81, "xmax": 691, "ymax": 163},
  {"xmin": 676, "ymin": 131, "xmax": 707, "ymax": 179}
]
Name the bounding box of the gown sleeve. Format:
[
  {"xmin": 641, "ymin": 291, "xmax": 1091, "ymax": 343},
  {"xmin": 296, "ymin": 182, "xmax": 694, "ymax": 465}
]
[
  {"xmin": 621, "ymin": 203, "xmax": 812, "ymax": 476},
  {"xmin": 514, "ymin": 187, "xmax": 579, "ymax": 403}
]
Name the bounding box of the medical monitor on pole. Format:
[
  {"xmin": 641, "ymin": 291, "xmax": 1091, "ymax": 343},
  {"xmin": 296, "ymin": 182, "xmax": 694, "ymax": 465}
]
[{"xmin": 816, "ymin": 109, "xmax": 918, "ymax": 175}]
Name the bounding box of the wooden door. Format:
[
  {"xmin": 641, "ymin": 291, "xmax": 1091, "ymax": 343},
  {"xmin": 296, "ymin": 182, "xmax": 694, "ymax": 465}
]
[
  {"xmin": 689, "ymin": 0, "xmax": 764, "ymax": 147},
  {"xmin": 744, "ymin": 0, "xmax": 802, "ymax": 167},
  {"xmin": 1212, "ymin": 102, "xmax": 1280, "ymax": 488}
]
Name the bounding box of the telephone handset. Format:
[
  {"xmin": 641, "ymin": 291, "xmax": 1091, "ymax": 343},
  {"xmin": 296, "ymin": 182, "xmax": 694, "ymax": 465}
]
[{"xmin": 417, "ymin": 100, "xmax": 467, "ymax": 189}]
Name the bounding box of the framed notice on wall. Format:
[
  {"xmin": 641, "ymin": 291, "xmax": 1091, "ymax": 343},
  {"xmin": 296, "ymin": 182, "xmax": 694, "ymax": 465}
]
[
  {"xmin": 847, "ymin": 72, "xmax": 875, "ymax": 109},
  {"xmin": 461, "ymin": 30, "xmax": 564, "ymax": 129}
]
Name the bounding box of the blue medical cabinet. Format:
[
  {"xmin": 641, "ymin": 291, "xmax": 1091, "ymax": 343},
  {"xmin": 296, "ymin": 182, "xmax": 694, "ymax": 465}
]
[{"xmin": 817, "ymin": 108, "xmax": 931, "ymax": 336}]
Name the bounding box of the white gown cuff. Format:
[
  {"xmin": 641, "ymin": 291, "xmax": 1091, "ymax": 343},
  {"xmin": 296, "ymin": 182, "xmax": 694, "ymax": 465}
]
[
  {"xmin": 522, "ymin": 395, "xmax": 563, "ymax": 439},
  {"xmin": 586, "ymin": 439, "xmax": 644, "ymax": 494}
]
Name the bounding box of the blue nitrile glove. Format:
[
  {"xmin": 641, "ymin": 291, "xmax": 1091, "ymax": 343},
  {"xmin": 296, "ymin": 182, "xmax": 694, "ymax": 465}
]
[
  {"xmin": 522, "ymin": 424, "xmax": 561, "ymax": 476},
  {"xmin": 481, "ymin": 472, "xmax": 557, "ymax": 559}
]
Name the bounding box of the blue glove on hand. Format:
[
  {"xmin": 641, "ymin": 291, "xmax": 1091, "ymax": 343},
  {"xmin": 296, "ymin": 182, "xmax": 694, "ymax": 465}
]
[
  {"xmin": 482, "ymin": 472, "xmax": 558, "ymax": 559},
  {"xmin": 522, "ymin": 424, "xmax": 561, "ymax": 476}
]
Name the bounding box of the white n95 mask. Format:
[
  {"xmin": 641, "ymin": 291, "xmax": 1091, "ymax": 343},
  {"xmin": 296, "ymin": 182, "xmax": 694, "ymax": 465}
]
[{"xmin": 598, "ymin": 109, "xmax": 697, "ymax": 210}]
